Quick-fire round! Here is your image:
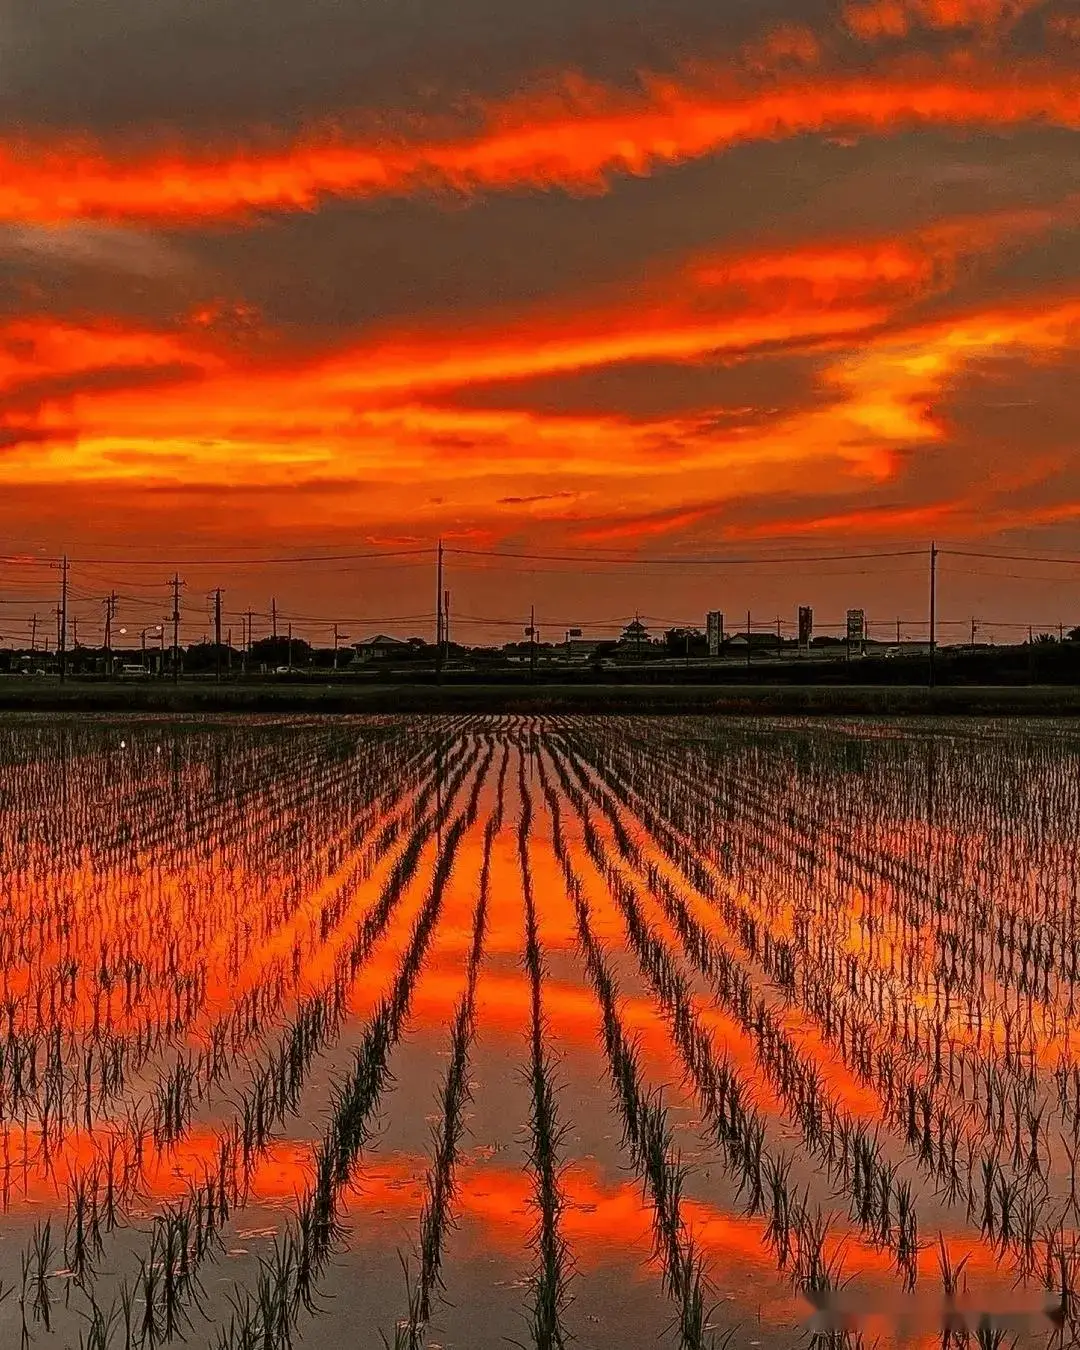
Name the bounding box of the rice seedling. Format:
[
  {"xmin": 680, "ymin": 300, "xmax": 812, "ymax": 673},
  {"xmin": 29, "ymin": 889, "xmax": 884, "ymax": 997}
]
[
  {"xmin": 518, "ymin": 761, "xmax": 573, "ymax": 1350},
  {"xmin": 390, "ymin": 749, "xmax": 507, "ymax": 1347}
]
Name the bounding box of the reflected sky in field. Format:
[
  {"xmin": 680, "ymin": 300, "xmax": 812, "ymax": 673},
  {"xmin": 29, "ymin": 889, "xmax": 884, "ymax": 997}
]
[{"xmin": 0, "ymin": 713, "xmax": 1075, "ymax": 1347}]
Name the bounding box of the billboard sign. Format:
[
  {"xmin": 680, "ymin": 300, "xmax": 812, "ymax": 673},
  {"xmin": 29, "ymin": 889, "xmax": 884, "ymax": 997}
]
[
  {"xmin": 798, "ymin": 606, "xmax": 813, "ymax": 647},
  {"xmin": 706, "ymin": 611, "xmax": 724, "ymax": 657},
  {"xmin": 846, "ymin": 609, "xmax": 866, "ymax": 645}
]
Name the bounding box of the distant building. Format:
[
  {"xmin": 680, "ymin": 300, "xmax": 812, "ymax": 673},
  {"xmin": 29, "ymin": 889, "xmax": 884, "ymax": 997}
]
[
  {"xmin": 563, "ymin": 638, "xmax": 601, "ymax": 661},
  {"xmin": 353, "ymin": 635, "xmax": 409, "ymax": 663},
  {"xmin": 619, "ymin": 619, "xmax": 650, "ymax": 657},
  {"xmin": 882, "ymin": 640, "xmax": 934, "ymax": 658},
  {"xmin": 724, "ymin": 632, "xmax": 778, "ymax": 650}
]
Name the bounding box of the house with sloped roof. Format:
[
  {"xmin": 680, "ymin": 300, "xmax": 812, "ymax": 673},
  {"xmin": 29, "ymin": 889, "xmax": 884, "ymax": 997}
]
[{"xmin": 353, "ymin": 634, "xmax": 409, "ymax": 662}]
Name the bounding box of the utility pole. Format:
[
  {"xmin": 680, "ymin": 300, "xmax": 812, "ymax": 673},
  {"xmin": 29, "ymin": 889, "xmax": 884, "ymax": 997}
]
[
  {"xmin": 227, "ymin": 627, "xmax": 233, "ymax": 671},
  {"xmin": 245, "ymin": 609, "xmax": 254, "ymax": 675},
  {"xmin": 896, "ymin": 618, "xmax": 901, "ymax": 645},
  {"xmin": 333, "ymin": 624, "xmax": 340, "ymax": 671},
  {"xmin": 56, "ymin": 556, "xmax": 69, "ymax": 682},
  {"xmin": 928, "ymin": 542, "xmax": 938, "ymax": 689},
  {"xmin": 746, "ymin": 610, "xmax": 752, "ymax": 670},
  {"xmin": 776, "ymin": 615, "xmax": 782, "ymax": 660},
  {"xmin": 435, "ymin": 539, "xmax": 444, "ymax": 683},
  {"xmin": 530, "ymin": 604, "xmax": 537, "ymax": 682},
  {"xmin": 444, "ymin": 591, "xmax": 451, "ymax": 651},
  {"xmin": 30, "ymin": 612, "xmax": 37, "ymax": 653},
  {"xmin": 213, "ymin": 588, "xmax": 223, "ymax": 682},
  {"xmin": 271, "ymin": 598, "xmax": 278, "ymax": 641},
  {"xmin": 170, "ymin": 573, "xmax": 184, "ymax": 684},
  {"xmin": 287, "ymin": 623, "xmax": 294, "ymax": 672},
  {"xmin": 103, "ymin": 591, "xmax": 117, "ymax": 673},
  {"xmin": 971, "ymin": 618, "xmax": 977, "ymax": 647}
]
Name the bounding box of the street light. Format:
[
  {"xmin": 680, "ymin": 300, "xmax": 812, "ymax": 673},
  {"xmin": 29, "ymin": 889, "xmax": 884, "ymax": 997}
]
[{"xmin": 139, "ymin": 625, "xmax": 164, "ymax": 673}]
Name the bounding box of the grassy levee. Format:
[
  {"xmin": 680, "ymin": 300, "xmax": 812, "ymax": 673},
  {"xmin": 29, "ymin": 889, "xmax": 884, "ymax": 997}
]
[
  {"xmin": 17, "ymin": 740, "xmax": 487, "ymax": 1346},
  {"xmin": 7, "ymin": 679, "xmax": 1080, "ymax": 716}
]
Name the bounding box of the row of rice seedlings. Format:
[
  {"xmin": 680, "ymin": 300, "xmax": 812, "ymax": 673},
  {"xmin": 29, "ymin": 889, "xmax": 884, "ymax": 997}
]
[
  {"xmin": 548, "ymin": 740, "xmax": 922, "ymax": 1266},
  {"xmin": 210, "ymin": 746, "xmax": 494, "ymax": 1349},
  {"xmin": 46, "ymin": 731, "xmax": 444, "ymax": 1053},
  {"xmin": 6, "ymin": 729, "xmax": 444, "ymax": 1097},
  {"xmin": 611, "ymin": 734, "xmax": 1061, "ymax": 1169},
  {"xmin": 534, "ymin": 761, "xmax": 723, "ymax": 1350},
  {"xmin": 0, "ymin": 726, "xmax": 441, "ymax": 1137},
  {"xmin": 735, "ymin": 722, "xmax": 1080, "ymax": 998},
  {"xmin": 23, "ymin": 740, "xmax": 488, "ymax": 1343},
  {"xmin": 602, "ymin": 721, "xmax": 1068, "ymax": 1107},
  {"xmin": 563, "ymin": 721, "xmax": 1079, "ymax": 1326},
  {"xmin": 536, "ymin": 747, "xmax": 913, "ymax": 1341},
  {"xmin": 559, "ymin": 737, "xmax": 1024, "ymax": 1212},
  {"xmin": 517, "ymin": 761, "xmax": 573, "ymax": 1349},
  {"xmin": 679, "ymin": 740, "xmax": 1058, "ymax": 1116},
  {"xmin": 0, "ymin": 725, "xmax": 394, "ymax": 1017},
  {"xmin": 388, "ymin": 750, "xmax": 508, "ymax": 1348},
  {"xmin": 550, "ymin": 731, "xmax": 1065, "ymax": 1305}
]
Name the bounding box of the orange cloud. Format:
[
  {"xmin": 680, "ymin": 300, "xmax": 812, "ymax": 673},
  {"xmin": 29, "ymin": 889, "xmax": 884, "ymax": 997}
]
[
  {"xmin": 2, "ymin": 204, "xmax": 1078, "ymax": 554},
  {"xmin": 845, "ymin": 0, "xmax": 1042, "ymax": 39},
  {"xmin": 575, "ymin": 507, "xmax": 716, "ymax": 543},
  {"xmin": 1, "ymin": 59, "xmax": 1078, "ymax": 224},
  {"xmin": 742, "ymin": 24, "xmax": 823, "ymax": 71}
]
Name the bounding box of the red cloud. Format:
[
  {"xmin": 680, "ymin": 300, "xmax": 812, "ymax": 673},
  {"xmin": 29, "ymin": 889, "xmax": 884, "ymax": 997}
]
[{"xmin": 0, "ymin": 58, "xmax": 1078, "ymax": 224}]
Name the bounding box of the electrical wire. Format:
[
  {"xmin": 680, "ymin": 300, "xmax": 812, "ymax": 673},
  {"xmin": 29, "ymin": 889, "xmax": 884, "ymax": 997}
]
[{"xmin": 448, "ymin": 546, "xmax": 927, "ymax": 565}]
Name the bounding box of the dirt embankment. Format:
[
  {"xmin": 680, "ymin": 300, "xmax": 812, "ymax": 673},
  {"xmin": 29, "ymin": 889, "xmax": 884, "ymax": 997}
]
[{"xmin": 3, "ymin": 678, "xmax": 1080, "ymax": 716}]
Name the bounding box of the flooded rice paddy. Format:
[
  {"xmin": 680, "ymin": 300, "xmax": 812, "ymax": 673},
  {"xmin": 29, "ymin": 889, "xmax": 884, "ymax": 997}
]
[{"xmin": 0, "ymin": 713, "xmax": 1078, "ymax": 1348}]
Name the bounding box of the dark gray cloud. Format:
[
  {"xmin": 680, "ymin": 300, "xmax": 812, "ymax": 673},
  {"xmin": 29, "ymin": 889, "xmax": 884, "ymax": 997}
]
[
  {"xmin": 134, "ymin": 128, "xmax": 1080, "ymax": 343},
  {"xmin": 450, "ymin": 352, "xmax": 833, "ymax": 421},
  {"xmin": 0, "ymin": 0, "xmax": 828, "ymax": 135},
  {"xmin": 934, "ymin": 351, "xmax": 1080, "ymax": 479},
  {"xmin": 0, "ymin": 225, "xmax": 186, "ymax": 276}
]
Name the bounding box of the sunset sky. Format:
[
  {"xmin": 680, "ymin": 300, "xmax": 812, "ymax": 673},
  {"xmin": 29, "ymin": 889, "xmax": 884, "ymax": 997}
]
[{"xmin": 2, "ymin": 0, "xmax": 1080, "ymax": 643}]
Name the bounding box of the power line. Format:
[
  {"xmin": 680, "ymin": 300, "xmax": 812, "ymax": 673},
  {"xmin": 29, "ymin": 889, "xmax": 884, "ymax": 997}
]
[
  {"xmin": 448, "ymin": 546, "xmax": 926, "ymax": 565},
  {"xmin": 65, "ymin": 548, "xmax": 434, "ymax": 566},
  {"xmin": 942, "ymin": 549, "xmax": 1080, "ymax": 566}
]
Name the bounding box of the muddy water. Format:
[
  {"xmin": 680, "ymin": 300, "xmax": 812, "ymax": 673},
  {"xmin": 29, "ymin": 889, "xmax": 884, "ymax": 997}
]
[{"xmin": 0, "ymin": 713, "xmax": 1074, "ymax": 1347}]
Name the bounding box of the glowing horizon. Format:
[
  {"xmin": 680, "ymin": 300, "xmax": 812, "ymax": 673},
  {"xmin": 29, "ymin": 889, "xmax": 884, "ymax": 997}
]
[{"xmin": 1, "ymin": 0, "xmax": 1078, "ymax": 639}]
